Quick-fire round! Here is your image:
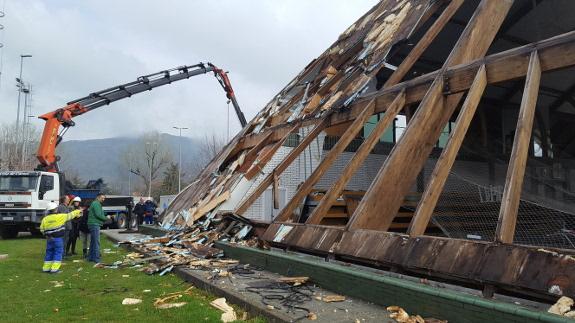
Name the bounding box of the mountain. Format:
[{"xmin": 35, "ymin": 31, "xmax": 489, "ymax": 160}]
[{"xmin": 57, "ymin": 133, "xmax": 203, "ymax": 194}]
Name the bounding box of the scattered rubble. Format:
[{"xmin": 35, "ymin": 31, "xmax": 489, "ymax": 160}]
[
  {"xmin": 386, "ymin": 306, "xmax": 446, "ymax": 323},
  {"xmin": 153, "ymin": 287, "xmax": 195, "ymax": 310},
  {"xmin": 117, "ymin": 214, "xmax": 259, "ymax": 276},
  {"xmin": 122, "ymin": 298, "xmax": 142, "ymax": 305},
  {"xmin": 549, "ymin": 296, "xmax": 575, "ymax": 317},
  {"xmin": 316, "ymin": 295, "xmax": 346, "ymax": 303},
  {"xmin": 210, "ymin": 298, "xmax": 237, "ymax": 323},
  {"xmin": 278, "ymin": 276, "xmax": 309, "ymax": 286}
]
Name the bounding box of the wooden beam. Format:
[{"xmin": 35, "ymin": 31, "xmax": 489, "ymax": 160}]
[
  {"xmin": 274, "ymin": 100, "xmax": 376, "ymax": 222},
  {"xmin": 235, "ymin": 118, "xmax": 329, "ymax": 215},
  {"xmin": 272, "ymin": 170, "xmax": 279, "ymax": 210},
  {"xmin": 384, "ymin": 0, "xmax": 464, "ymax": 87},
  {"xmin": 306, "ymin": 91, "xmax": 406, "ymax": 225},
  {"xmin": 238, "ymin": 131, "xmax": 273, "ymax": 173},
  {"xmin": 348, "ymin": 0, "xmax": 513, "ymax": 231},
  {"xmin": 244, "ymin": 123, "xmax": 300, "ymax": 180},
  {"xmin": 239, "ymin": 30, "xmax": 575, "ymax": 151},
  {"xmin": 408, "ymin": 65, "xmax": 487, "ymax": 237},
  {"xmin": 496, "ymin": 51, "xmax": 541, "ymax": 244}
]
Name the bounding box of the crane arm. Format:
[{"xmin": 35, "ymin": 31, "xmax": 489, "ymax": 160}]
[{"xmin": 36, "ymin": 63, "xmax": 248, "ymax": 172}]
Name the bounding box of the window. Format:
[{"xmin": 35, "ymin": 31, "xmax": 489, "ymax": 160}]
[
  {"xmin": 363, "ymin": 113, "xmax": 396, "ymax": 143},
  {"xmin": 437, "ymin": 122, "xmax": 455, "ymax": 148},
  {"xmin": 0, "ymin": 175, "xmax": 39, "ymax": 192},
  {"xmin": 40, "ymin": 175, "xmax": 54, "ymax": 192}
]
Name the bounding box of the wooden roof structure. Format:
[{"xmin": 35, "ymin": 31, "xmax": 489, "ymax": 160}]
[{"xmin": 163, "ymin": 0, "xmax": 575, "ymax": 300}]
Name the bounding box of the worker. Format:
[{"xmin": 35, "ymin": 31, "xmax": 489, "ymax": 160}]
[
  {"xmin": 134, "ymin": 198, "xmax": 146, "ymax": 225},
  {"xmin": 78, "ymin": 207, "xmax": 90, "ymax": 259},
  {"xmin": 57, "ymin": 196, "xmax": 71, "ymax": 257},
  {"xmin": 40, "ymin": 202, "xmax": 82, "ymax": 273},
  {"xmin": 87, "ymin": 194, "xmax": 110, "ymax": 264},
  {"xmin": 65, "ymin": 196, "xmax": 82, "ymax": 256},
  {"xmin": 144, "ymin": 199, "xmax": 157, "ymax": 225}
]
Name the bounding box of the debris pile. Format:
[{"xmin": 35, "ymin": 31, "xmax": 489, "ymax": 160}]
[
  {"xmin": 386, "ymin": 306, "xmax": 447, "ymax": 323},
  {"xmin": 210, "ymin": 298, "xmax": 238, "ymax": 323},
  {"xmin": 548, "ymin": 296, "xmax": 575, "ymax": 318},
  {"xmin": 119, "ymin": 214, "xmax": 259, "ymax": 276}
]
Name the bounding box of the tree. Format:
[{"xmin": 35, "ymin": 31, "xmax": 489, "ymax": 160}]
[
  {"xmin": 187, "ymin": 133, "xmax": 227, "ymax": 178},
  {"xmin": 160, "ymin": 162, "xmax": 180, "ymax": 196},
  {"xmin": 122, "ymin": 131, "xmax": 173, "ymax": 197},
  {"xmin": 0, "ymin": 122, "xmax": 40, "ymax": 171}
]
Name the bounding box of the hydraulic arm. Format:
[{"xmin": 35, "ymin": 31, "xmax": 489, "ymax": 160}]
[{"xmin": 36, "ymin": 63, "xmax": 247, "ymax": 172}]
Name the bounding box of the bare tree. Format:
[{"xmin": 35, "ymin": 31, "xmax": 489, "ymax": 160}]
[
  {"xmin": 0, "ymin": 122, "xmax": 40, "ymax": 170},
  {"xmin": 122, "ymin": 131, "xmax": 173, "ymax": 198},
  {"xmin": 187, "ymin": 133, "xmax": 227, "ymax": 178}
]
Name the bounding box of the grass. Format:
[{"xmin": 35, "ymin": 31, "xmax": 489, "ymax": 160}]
[{"xmin": 0, "ymin": 234, "xmax": 264, "ymax": 323}]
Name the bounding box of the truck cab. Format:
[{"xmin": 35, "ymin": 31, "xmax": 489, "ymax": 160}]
[{"xmin": 0, "ymin": 171, "xmax": 62, "ymax": 239}]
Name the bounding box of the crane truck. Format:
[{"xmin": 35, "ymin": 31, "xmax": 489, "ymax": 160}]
[{"xmin": 0, "ymin": 63, "xmax": 247, "ymax": 239}]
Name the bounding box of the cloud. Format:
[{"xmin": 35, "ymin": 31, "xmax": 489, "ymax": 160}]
[{"xmin": 0, "ymin": 0, "xmax": 378, "ymax": 140}]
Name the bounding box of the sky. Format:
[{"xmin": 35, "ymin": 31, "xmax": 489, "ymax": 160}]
[{"xmin": 0, "ymin": 0, "xmax": 378, "ymax": 141}]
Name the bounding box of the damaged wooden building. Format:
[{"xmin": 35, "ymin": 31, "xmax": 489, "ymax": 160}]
[{"xmin": 162, "ymin": 0, "xmax": 575, "ymax": 301}]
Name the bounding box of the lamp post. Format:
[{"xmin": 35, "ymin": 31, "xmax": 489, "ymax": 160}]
[
  {"xmin": 173, "ymin": 126, "xmax": 188, "ymax": 192},
  {"xmin": 16, "ymin": 54, "xmax": 32, "ymax": 137}
]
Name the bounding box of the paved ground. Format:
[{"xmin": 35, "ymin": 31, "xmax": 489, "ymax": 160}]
[{"xmin": 103, "ymin": 229, "xmax": 395, "ymax": 322}]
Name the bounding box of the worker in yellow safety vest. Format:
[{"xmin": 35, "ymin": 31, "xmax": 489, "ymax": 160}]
[{"xmin": 40, "ymin": 202, "xmax": 82, "ymax": 273}]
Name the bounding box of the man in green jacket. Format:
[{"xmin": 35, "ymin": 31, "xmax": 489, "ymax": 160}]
[{"xmin": 87, "ymin": 194, "xmax": 108, "ymax": 263}]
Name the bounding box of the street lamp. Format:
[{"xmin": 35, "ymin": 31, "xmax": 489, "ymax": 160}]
[
  {"xmin": 173, "ymin": 126, "xmax": 188, "ymax": 193},
  {"xmin": 16, "ymin": 54, "xmax": 32, "ymax": 136}
]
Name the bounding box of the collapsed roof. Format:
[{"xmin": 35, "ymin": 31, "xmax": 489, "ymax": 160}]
[{"xmin": 162, "ymin": 0, "xmax": 575, "ymax": 300}]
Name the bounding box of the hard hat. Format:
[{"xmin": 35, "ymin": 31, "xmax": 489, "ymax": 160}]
[
  {"xmin": 46, "ymin": 202, "xmax": 58, "ymax": 211},
  {"xmin": 73, "ymin": 196, "xmax": 82, "ymax": 202}
]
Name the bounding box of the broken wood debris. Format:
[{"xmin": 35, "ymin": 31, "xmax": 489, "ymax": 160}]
[
  {"xmin": 210, "ymin": 297, "xmax": 238, "ymax": 323},
  {"xmin": 153, "ymin": 287, "xmax": 195, "ymax": 310},
  {"xmin": 548, "ymin": 296, "xmax": 575, "ymax": 317},
  {"xmin": 386, "ymin": 306, "xmax": 446, "ymax": 323},
  {"xmin": 277, "ymin": 276, "xmax": 309, "ymax": 286},
  {"xmin": 119, "ymin": 213, "xmax": 257, "ymax": 276},
  {"xmin": 315, "ymin": 294, "xmax": 346, "ymax": 303}
]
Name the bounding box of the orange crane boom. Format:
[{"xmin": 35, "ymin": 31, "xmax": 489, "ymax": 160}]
[{"xmin": 36, "ymin": 63, "xmax": 247, "ymax": 172}]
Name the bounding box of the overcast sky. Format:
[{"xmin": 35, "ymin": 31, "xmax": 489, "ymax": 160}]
[{"xmin": 0, "ymin": 0, "xmax": 377, "ymax": 141}]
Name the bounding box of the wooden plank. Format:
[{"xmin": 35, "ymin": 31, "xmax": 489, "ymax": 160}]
[
  {"xmin": 187, "ymin": 190, "xmax": 231, "ymax": 226},
  {"xmin": 496, "ymin": 51, "xmax": 541, "ymax": 244},
  {"xmin": 272, "ymin": 170, "xmax": 279, "ymax": 210},
  {"xmin": 274, "ymin": 100, "xmax": 376, "ymax": 222},
  {"xmin": 239, "ymin": 30, "xmax": 575, "ymax": 152},
  {"xmin": 238, "ymin": 131, "xmax": 273, "ymax": 173},
  {"xmin": 348, "ymin": 0, "xmax": 513, "ymax": 231},
  {"xmin": 384, "ymin": 0, "xmax": 464, "ymax": 87},
  {"xmin": 244, "ymin": 123, "xmax": 300, "ymax": 180},
  {"xmin": 306, "ymin": 91, "xmax": 406, "ymax": 225},
  {"xmin": 408, "ymin": 65, "xmax": 487, "ymax": 237},
  {"xmin": 235, "ymin": 118, "xmax": 329, "ymax": 215}
]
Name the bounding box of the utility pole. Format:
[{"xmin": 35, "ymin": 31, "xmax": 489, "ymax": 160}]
[
  {"xmin": 173, "ymin": 126, "xmax": 188, "ymax": 193},
  {"xmin": 16, "ymin": 54, "xmax": 31, "ymax": 136},
  {"xmin": 20, "ymin": 84, "xmax": 31, "ymax": 167}
]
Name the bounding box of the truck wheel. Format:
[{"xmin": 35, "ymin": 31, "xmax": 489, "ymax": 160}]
[
  {"xmin": 0, "ymin": 226, "xmax": 19, "ymax": 239},
  {"xmin": 116, "ymin": 213, "xmax": 127, "ymax": 229},
  {"xmin": 129, "ymin": 217, "xmax": 138, "ymax": 230}
]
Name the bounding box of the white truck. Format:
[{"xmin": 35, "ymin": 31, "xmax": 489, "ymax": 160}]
[
  {"xmin": 0, "ymin": 171, "xmax": 61, "ymax": 239},
  {"xmin": 0, "ymin": 170, "xmax": 136, "ymax": 239}
]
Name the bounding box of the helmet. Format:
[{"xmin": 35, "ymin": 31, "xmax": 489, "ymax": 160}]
[
  {"xmin": 46, "ymin": 202, "xmax": 58, "ymax": 211},
  {"xmin": 73, "ymin": 196, "xmax": 82, "ymax": 202}
]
